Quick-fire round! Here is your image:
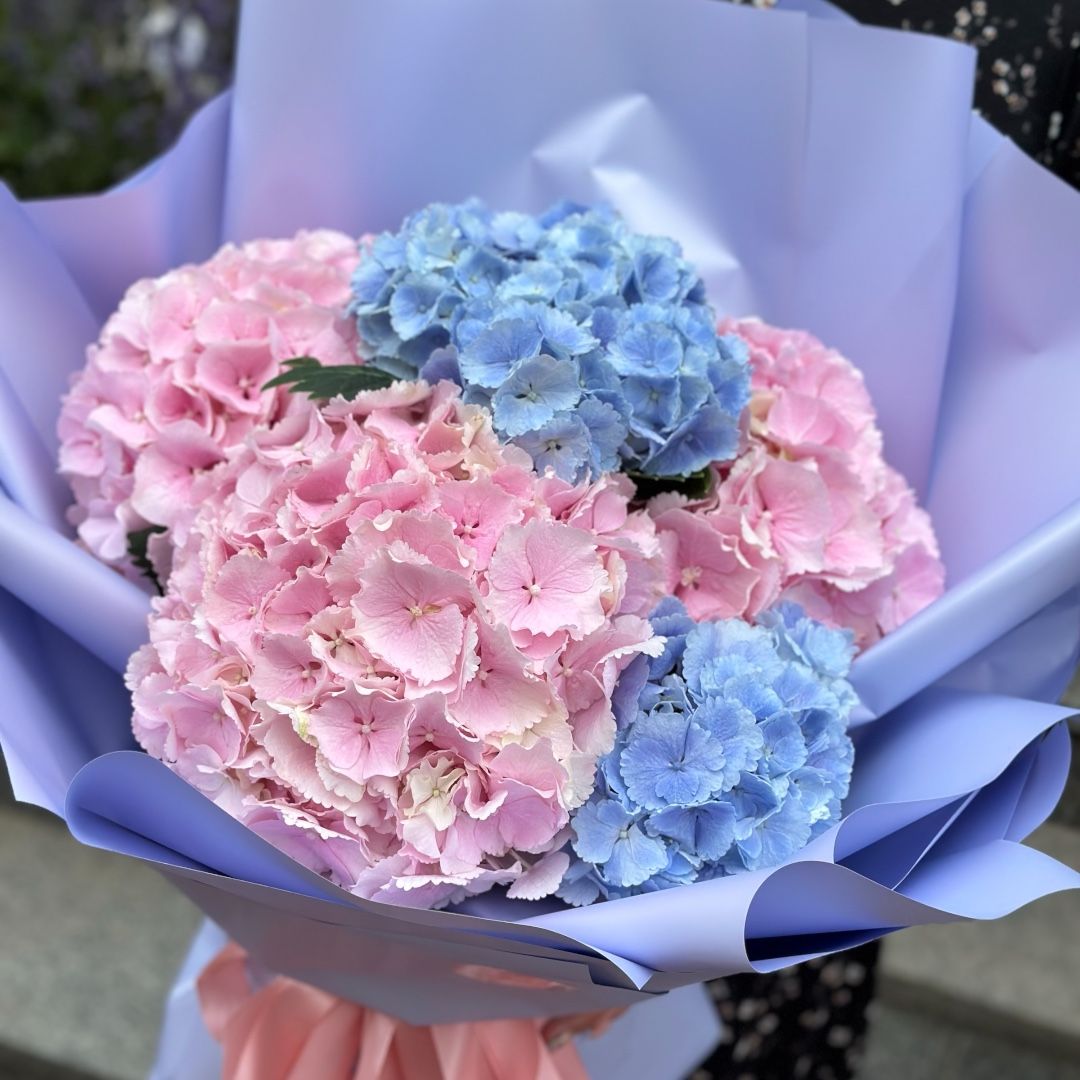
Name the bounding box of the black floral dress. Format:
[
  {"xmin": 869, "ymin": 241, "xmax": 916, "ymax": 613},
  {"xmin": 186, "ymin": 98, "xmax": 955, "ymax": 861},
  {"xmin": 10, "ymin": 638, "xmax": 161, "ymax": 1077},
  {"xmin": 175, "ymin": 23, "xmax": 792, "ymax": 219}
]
[
  {"xmin": 693, "ymin": 947, "xmax": 881, "ymax": 1080},
  {"xmin": 697, "ymin": 4, "xmax": 1080, "ymax": 1078}
]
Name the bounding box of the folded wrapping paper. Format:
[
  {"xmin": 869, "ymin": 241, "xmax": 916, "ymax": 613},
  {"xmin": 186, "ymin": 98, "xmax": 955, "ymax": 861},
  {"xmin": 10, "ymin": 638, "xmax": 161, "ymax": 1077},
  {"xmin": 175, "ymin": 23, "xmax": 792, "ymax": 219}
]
[
  {"xmin": 150, "ymin": 923, "xmax": 722, "ymax": 1080},
  {"xmin": 0, "ymin": 0, "xmax": 1078, "ymax": 1027}
]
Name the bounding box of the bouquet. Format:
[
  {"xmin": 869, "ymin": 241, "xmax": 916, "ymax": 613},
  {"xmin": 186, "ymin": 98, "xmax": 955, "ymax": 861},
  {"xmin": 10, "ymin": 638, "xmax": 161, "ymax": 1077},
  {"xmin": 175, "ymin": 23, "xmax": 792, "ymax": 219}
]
[
  {"xmin": 3, "ymin": 1, "xmax": 1080, "ymax": 1076},
  {"xmin": 60, "ymin": 193, "xmax": 950, "ymax": 914}
]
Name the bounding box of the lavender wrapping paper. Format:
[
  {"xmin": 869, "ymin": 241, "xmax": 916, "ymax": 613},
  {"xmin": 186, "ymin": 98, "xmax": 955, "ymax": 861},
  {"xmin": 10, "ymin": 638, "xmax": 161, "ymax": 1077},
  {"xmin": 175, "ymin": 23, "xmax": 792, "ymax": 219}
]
[
  {"xmin": 147, "ymin": 921, "xmax": 722, "ymax": 1080},
  {"xmin": 0, "ymin": 0, "xmax": 1078, "ymax": 1046}
]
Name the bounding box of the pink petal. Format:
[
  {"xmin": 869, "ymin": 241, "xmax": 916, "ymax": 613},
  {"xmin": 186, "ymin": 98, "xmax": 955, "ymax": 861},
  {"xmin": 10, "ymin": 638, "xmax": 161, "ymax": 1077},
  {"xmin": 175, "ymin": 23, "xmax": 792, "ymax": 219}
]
[
  {"xmin": 485, "ymin": 521, "xmax": 608, "ymax": 639},
  {"xmin": 307, "ymin": 689, "xmax": 412, "ymax": 782},
  {"xmin": 450, "ymin": 618, "xmax": 560, "ymax": 738},
  {"xmin": 353, "ymin": 551, "xmax": 473, "ymax": 685},
  {"xmin": 248, "ymin": 634, "xmax": 328, "ymax": 703},
  {"xmin": 654, "ymin": 507, "xmax": 778, "ymax": 621},
  {"xmin": 263, "ymin": 567, "xmax": 334, "ymax": 634},
  {"xmin": 204, "ymin": 553, "xmax": 289, "ymax": 644},
  {"xmin": 755, "ymin": 457, "xmax": 831, "ymax": 575},
  {"xmin": 437, "ymin": 477, "xmax": 526, "ymax": 569},
  {"xmin": 506, "ymin": 851, "xmax": 571, "ymax": 901}
]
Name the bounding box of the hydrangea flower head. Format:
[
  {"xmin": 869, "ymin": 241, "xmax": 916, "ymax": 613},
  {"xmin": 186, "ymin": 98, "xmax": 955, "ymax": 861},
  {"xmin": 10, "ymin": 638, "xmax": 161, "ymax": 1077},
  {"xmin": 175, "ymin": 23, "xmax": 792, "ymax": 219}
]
[
  {"xmin": 58, "ymin": 231, "xmax": 361, "ymax": 582},
  {"xmin": 349, "ymin": 199, "xmax": 750, "ymax": 483},
  {"xmin": 128, "ymin": 380, "xmax": 668, "ymax": 909},
  {"xmin": 560, "ymin": 600, "xmax": 856, "ymax": 904},
  {"xmin": 655, "ymin": 318, "xmax": 945, "ymax": 649}
]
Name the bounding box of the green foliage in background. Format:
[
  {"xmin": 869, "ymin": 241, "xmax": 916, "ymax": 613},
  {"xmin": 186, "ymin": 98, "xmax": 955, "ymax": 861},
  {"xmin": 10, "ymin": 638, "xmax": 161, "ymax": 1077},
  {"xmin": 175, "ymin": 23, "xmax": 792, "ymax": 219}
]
[{"xmin": 0, "ymin": 0, "xmax": 235, "ymax": 198}]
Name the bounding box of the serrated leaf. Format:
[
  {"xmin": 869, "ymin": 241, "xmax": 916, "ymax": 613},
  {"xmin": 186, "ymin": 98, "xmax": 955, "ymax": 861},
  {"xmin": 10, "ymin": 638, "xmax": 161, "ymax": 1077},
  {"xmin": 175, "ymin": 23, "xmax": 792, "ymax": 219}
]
[
  {"xmin": 263, "ymin": 356, "xmax": 398, "ymax": 400},
  {"xmin": 127, "ymin": 524, "xmax": 168, "ymax": 595},
  {"xmin": 627, "ymin": 466, "xmax": 715, "ymax": 503}
]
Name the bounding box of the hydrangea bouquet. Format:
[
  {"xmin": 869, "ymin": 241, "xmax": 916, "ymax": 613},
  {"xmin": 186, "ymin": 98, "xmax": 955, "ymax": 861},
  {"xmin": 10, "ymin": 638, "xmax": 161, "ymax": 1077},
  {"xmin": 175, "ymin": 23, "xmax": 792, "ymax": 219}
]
[
  {"xmin": 3, "ymin": 2, "xmax": 1080, "ymax": 1078},
  {"xmin": 58, "ymin": 197, "xmax": 942, "ymax": 918}
]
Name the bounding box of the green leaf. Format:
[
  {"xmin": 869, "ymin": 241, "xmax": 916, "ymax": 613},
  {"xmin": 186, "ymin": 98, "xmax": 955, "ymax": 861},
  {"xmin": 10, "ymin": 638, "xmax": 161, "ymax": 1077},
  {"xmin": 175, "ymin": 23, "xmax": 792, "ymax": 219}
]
[
  {"xmin": 263, "ymin": 356, "xmax": 398, "ymax": 400},
  {"xmin": 627, "ymin": 467, "xmax": 715, "ymax": 503},
  {"xmin": 127, "ymin": 525, "xmax": 168, "ymax": 595}
]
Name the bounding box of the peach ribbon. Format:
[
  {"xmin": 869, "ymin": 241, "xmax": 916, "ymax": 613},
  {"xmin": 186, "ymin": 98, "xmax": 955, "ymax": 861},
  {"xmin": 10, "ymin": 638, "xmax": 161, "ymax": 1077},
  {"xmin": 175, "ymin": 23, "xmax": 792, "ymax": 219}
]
[{"xmin": 197, "ymin": 943, "xmax": 597, "ymax": 1080}]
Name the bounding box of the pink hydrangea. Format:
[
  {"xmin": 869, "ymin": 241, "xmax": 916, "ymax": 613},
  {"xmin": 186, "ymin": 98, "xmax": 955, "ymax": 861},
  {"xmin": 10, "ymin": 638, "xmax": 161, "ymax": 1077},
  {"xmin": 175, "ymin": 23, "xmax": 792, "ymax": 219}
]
[
  {"xmin": 58, "ymin": 231, "xmax": 360, "ymax": 581},
  {"xmin": 128, "ymin": 380, "xmax": 664, "ymax": 909},
  {"xmin": 654, "ymin": 319, "xmax": 944, "ymax": 649}
]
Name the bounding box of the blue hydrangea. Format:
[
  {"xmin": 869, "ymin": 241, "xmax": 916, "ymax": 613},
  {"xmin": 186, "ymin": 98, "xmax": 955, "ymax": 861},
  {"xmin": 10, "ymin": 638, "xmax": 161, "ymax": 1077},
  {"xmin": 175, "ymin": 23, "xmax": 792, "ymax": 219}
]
[
  {"xmin": 560, "ymin": 601, "xmax": 856, "ymax": 904},
  {"xmin": 349, "ymin": 199, "xmax": 750, "ymax": 483}
]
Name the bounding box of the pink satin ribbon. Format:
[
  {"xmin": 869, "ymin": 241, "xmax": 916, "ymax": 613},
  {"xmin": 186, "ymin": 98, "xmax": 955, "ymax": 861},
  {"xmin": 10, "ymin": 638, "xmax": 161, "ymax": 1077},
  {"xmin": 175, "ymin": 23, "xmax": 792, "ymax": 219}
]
[{"xmin": 197, "ymin": 943, "xmax": 594, "ymax": 1080}]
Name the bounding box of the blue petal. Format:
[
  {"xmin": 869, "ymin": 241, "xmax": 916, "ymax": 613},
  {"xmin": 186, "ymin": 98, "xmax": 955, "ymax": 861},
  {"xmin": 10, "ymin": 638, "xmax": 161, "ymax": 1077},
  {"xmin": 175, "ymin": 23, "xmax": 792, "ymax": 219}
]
[
  {"xmin": 536, "ymin": 307, "xmax": 599, "ymax": 359},
  {"xmin": 711, "ymin": 334, "xmax": 753, "ymax": 413},
  {"xmin": 771, "ymin": 664, "xmax": 838, "ymax": 716},
  {"xmin": 536, "ymin": 199, "xmax": 590, "ymax": 229},
  {"xmin": 729, "ymin": 774, "xmax": 783, "ymax": 837},
  {"xmin": 759, "ymin": 714, "xmax": 808, "ymax": 777},
  {"xmin": 556, "ymin": 864, "xmax": 606, "ymax": 907},
  {"xmin": 454, "ymin": 247, "xmax": 510, "ymax": 298},
  {"xmin": 491, "ymin": 356, "xmax": 582, "ymax": 437},
  {"xmin": 621, "ymin": 736, "xmax": 680, "ymax": 811},
  {"xmin": 458, "ymin": 318, "xmax": 543, "ymax": 388},
  {"xmin": 641, "ymin": 401, "xmax": 740, "ymax": 476},
  {"xmin": 788, "ymin": 766, "xmax": 843, "ymax": 827},
  {"xmin": 388, "ymin": 276, "xmax": 449, "ymax": 340},
  {"xmin": 397, "ymin": 326, "xmax": 451, "ymax": 371},
  {"xmin": 418, "ymin": 346, "xmax": 462, "ymax": 386},
  {"xmin": 588, "ymin": 304, "xmax": 625, "ymax": 347},
  {"xmin": 605, "ymin": 826, "xmax": 669, "ymax": 887},
  {"xmin": 608, "ymin": 322, "xmax": 684, "ymax": 379},
  {"xmin": 647, "ymin": 801, "xmax": 737, "ymax": 862},
  {"xmin": 759, "ymin": 602, "xmax": 855, "ymax": 683},
  {"xmin": 675, "ymin": 304, "xmax": 718, "ymax": 348},
  {"xmin": 612, "ymin": 654, "xmax": 650, "ymax": 731},
  {"xmin": 682, "ymin": 620, "xmax": 782, "ymax": 699},
  {"xmin": 578, "ymin": 397, "xmax": 627, "ymax": 473},
  {"xmin": 356, "ymin": 310, "xmax": 399, "ymax": 352},
  {"xmin": 622, "ymin": 374, "xmax": 680, "ymax": 433},
  {"xmin": 677, "ymin": 372, "xmax": 712, "ymax": 416},
  {"xmin": 351, "ymin": 257, "xmax": 392, "ymax": 306},
  {"xmin": 497, "ymin": 263, "xmax": 566, "ymax": 304},
  {"xmin": 512, "ymin": 413, "xmax": 591, "ymax": 482},
  {"xmin": 646, "ymin": 600, "xmax": 696, "ymax": 680},
  {"xmin": 491, "ymin": 210, "xmax": 544, "ymax": 252},
  {"xmin": 370, "ymin": 231, "xmax": 406, "ymax": 270},
  {"xmin": 622, "ymin": 717, "xmax": 728, "ymax": 809},
  {"xmin": 742, "ymin": 798, "xmax": 813, "ymax": 871},
  {"xmin": 630, "ymin": 244, "xmax": 683, "ymax": 305},
  {"xmin": 693, "ymin": 696, "xmax": 764, "ymax": 788},
  {"xmin": 570, "ymin": 798, "xmax": 630, "ymax": 863}
]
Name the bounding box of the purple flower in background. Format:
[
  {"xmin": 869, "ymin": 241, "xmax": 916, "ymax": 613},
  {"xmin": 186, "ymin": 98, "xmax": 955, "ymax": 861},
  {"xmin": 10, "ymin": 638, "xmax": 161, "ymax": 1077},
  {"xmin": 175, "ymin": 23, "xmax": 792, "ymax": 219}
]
[{"xmin": 1, "ymin": 0, "xmax": 237, "ymax": 199}]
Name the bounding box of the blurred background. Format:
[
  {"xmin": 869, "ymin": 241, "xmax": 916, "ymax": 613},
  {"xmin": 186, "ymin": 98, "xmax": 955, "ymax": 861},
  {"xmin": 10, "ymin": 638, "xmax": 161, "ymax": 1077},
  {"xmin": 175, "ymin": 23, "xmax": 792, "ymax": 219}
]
[{"xmin": 0, "ymin": 1, "xmax": 1078, "ymax": 1078}]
